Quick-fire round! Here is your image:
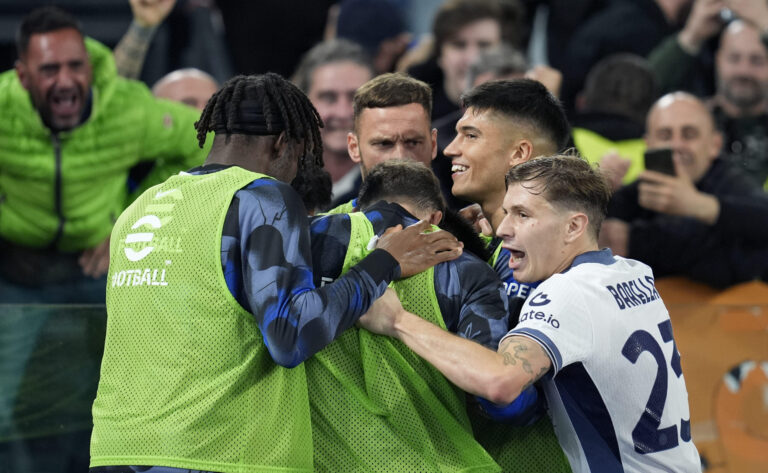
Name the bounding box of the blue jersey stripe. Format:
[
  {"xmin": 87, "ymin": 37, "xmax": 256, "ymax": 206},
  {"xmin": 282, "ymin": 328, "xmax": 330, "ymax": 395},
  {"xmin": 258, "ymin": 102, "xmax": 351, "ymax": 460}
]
[
  {"xmin": 556, "ymin": 362, "xmax": 624, "ymax": 473},
  {"xmin": 508, "ymin": 327, "xmax": 563, "ymax": 373}
]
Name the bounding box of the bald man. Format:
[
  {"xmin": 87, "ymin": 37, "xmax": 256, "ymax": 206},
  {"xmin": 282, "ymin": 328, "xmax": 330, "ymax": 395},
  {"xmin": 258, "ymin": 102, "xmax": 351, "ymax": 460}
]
[
  {"xmin": 152, "ymin": 68, "xmax": 219, "ymax": 111},
  {"xmin": 601, "ymin": 92, "xmax": 768, "ymax": 287},
  {"xmin": 650, "ymin": 0, "xmax": 768, "ymax": 187}
]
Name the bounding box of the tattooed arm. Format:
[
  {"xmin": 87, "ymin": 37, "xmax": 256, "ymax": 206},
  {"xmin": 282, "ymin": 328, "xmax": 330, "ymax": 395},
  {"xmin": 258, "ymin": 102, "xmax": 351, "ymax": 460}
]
[{"xmin": 359, "ymin": 289, "xmax": 552, "ymax": 405}]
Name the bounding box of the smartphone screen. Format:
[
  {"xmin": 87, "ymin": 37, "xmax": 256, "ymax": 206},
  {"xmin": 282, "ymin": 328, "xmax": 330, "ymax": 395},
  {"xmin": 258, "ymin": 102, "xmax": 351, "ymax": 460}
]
[{"xmin": 643, "ymin": 148, "xmax": 675, "ymax": 176}]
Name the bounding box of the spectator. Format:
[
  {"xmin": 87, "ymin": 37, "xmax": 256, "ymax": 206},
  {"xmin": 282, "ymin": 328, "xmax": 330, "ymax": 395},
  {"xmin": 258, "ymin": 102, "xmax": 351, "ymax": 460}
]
[
  {"xmin": 152, "ymin": 67, "xmax": 219, "ymax": 111},
  {"xmin": 466, "ymin": 44, "xmax": 528, "ymax": 90},
  {"xmin": 359, "ymin": 155, "xmax": 702, "ymax": 473},
  {"xmin": 601, "ymin": 92, "xmax": 768, "ymax": 287},
  {"xmin": 572, "ymin": 53, "xmax": 659, "ymax": 189},
  {"xmin": 406, "ymin": 0, "xmax": 509, "ymax": 123},
  {"xmin": 649, "ymin": 2, "xmax": 768, "ymax": 188},
  {"xmin": 113, "ymin": 0, "xmax": 176, "ymax": 80},
  {"xmin": 0, "ymin": 6, "xmax": 207, "ymax": 303},
  {"xmin": 334, "ymin": 0, "xmax": 412, "ymax": 74},
  {"xmin": 560, "ymin": 0, "xmax": 691, "ymax": 115},
  {"xmin": 90, "ymin": 73, "xmax": 463, "ymax": 473},
  {"xmin": 307, "ymin": 159, "xmax": 508, "ymax": 471},
  {"xmin": 292, "ymin": 39, "xmax": 374, "ymax": 207}
]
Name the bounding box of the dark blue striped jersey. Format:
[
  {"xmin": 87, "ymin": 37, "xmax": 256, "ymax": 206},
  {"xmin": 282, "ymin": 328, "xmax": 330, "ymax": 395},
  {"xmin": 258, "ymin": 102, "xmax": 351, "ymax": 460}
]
[
  {"xmin": 310, "ymin": 201, "xmax": 510, "ymax": 349},
  {"xmin": 192, "ymin": 164, "xmax": 400, "ymax": 367}
]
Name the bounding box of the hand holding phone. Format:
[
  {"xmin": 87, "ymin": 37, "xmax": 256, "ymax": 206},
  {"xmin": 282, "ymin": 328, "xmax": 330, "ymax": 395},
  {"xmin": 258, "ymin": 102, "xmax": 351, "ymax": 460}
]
[{"xmin": 643, "ymin": 148, "xmax": 676, "ymax": 176}]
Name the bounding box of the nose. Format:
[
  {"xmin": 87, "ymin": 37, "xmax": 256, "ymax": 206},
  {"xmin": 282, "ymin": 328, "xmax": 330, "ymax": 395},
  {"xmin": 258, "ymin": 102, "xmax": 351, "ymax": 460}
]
[
  {"xmin": 444, "ymin": 135, "xmax": 460, "ymax": 158},
  {"xmin": 56, "ymin": 68, "xmax": 76, "ymax": 88},
  {"xmin": 331, "ymin": 95, "xmax": 353, "ymax": 120},
  {"xmin": 496, "ymin": 214, "xmax": 513, "ymax": 240}
]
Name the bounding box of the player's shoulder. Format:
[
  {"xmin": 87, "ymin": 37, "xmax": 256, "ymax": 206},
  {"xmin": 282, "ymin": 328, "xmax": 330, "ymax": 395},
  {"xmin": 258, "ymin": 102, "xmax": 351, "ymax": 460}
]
[{"xmin": 236, "ymin": 177, "xmax": 306, "ymax": 215}]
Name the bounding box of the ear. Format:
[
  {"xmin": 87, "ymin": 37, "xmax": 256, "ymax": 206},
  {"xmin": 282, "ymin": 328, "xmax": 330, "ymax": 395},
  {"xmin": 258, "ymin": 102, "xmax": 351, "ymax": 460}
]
[
  {"xmin": 430, "ymin": 128, "xmax": 438, "ymax": 160},
  {"xmin": 348, "ymin": 132, "xmax": 362, "ymax": 164},
  {"xmin": 273, "ymin": 131, "xmax": 288, "ymax": 157},
  {"xmin": 508, "ymin": 139, "xmax": 534, "ymax": 167},
  {"xmin": 564, "ymin": 212, "xmax": 589, "ymax": 244},
  {"xmin": 15, "ymin": 60, "xmax": 30, "ymax": 91},
  {"xmin": 709, "ymin": 129, "xmax": 724, "ymax": 160},
  {"xmin": 428, "ymin": 210, "xmax": 443, "ymax": 226}
]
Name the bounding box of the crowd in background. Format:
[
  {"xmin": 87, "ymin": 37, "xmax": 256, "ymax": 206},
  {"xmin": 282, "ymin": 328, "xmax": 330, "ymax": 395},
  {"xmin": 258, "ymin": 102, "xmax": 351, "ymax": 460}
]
[
  {"xmin": 1, "ymin": 1, "xmax": 767, "ymax": 472},
  {"xmin": 1, "ymin": 0, "xmax": 765, "ymax": 298}
]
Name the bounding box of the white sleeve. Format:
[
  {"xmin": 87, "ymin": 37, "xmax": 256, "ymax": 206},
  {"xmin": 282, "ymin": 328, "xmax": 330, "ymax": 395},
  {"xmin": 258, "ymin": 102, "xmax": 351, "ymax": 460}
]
[{"xmin": 503, "ymin": 275, "xmax": 594, "ymax": 375}]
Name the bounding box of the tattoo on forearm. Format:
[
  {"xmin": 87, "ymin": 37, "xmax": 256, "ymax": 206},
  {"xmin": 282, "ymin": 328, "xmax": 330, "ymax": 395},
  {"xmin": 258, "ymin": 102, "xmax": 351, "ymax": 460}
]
[{"xmin": 500, "ymin": 339, "xmax": 548, "ymax": 381}]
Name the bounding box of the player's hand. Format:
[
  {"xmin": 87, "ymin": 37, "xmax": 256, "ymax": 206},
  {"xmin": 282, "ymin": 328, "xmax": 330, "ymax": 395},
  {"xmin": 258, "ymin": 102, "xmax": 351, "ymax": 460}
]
[
  {"xmin": 79, "ymin": 236, "xmax": 111, "ymax": 278},
  {"xmin": 129, "ymin": 0, "xmax": 176, "ymax": 28},
  {"xmin": 358, "ymin": 288, "xmax": 404, "ymax": 338},
  {"xmin": 375, "ymin": 219, "xmax": 463, "ymax": 278},
  {"xmin": 459, "ymin": 203, "xmax": 493, "ymax": 236},
  {"xmin": 637, "ymin": 159, "xmax": 719, "ymax": 224}
]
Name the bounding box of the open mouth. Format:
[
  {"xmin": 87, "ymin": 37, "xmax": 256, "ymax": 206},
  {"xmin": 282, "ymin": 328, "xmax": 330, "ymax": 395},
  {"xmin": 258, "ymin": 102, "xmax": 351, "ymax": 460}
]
[
  {"xmin": 50, "ymin": 91, "xmax": 81, "ymax": 118},
  {"xmin": 507, "ymin": 248, "xmax": 526, "ymax": 269}
]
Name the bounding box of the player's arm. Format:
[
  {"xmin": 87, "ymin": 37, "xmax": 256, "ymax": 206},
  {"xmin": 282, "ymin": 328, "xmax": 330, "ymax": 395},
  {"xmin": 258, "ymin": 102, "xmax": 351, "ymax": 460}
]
[
  {"xmin": 360, "ymin": 289, "xmax": 551, "ymax": 405},
  {"xmin": 237, "ymin": 182, "xmax": 462, "ymax": 368},
  {"xmin": 437, "ymin": 255, "xmax": 509, "ymax": 349}
]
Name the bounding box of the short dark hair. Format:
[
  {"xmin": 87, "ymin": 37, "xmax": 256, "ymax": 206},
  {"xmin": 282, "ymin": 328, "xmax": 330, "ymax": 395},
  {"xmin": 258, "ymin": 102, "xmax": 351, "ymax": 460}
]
[
  {"xmin": 581, "ymin": 54, "xmax": 658, "ymax": 125},
  {"xmin": 17, "ymin": 6, "xmax": 83, "ymax": 58},
  {"xmin": 461, "ymin": 78, "xmax": 570, "ymax": 150},
  {"xmin": 353, "ymin": 73, "xmax": 433, "ymax": 130},
  {"xmin": 195, "ymin": 73, "xmax": 324, "ymax": 170},
  {"xmin": 505, "ymin": 155, "xmax": 611, "ymax": 240},
  {"xmin": 292, "ymin": 39, "xmax": 374, "ymax": 93},
  {"xmin": 357, "ymin": 159, "xmax": 445, "ymax": 214},
  {"xmin": 432, "ymin": 0, "xmax": 504, "ymax": 56}
]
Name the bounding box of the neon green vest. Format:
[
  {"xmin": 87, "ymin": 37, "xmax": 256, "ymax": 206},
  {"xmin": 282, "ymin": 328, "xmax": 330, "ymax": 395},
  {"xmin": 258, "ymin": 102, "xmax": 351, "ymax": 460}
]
[
  {"xmin": 572, "ymin": 127, "xmax": 646, "ymax": 185},
  {"xmin": 322, "ymin": 199, "xmax": 356, "ymax": 215},
  {"xmin": 307, "ymin": 212, "xmax": 500, "ymax": 472},
  {"xmin": 91, "ymin": 167, "xmax": 313, "ymax": 473}
]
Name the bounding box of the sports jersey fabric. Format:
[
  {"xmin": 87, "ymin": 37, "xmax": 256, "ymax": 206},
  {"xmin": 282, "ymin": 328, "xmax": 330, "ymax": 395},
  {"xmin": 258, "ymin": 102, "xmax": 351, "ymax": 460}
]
[
  {"xmin": 506, "ymin": 249, "xmax": 701, "ymax": 473},
  {"xmin": 92, "ymin": 166, "xmax": 400, "ymax": 473}
]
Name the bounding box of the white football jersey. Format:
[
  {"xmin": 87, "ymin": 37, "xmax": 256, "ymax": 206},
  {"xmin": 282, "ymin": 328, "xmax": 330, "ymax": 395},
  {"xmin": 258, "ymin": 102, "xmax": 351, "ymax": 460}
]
[{"xmin": 505, "ymin": 249, "xmax": 701, "ymax": 473}]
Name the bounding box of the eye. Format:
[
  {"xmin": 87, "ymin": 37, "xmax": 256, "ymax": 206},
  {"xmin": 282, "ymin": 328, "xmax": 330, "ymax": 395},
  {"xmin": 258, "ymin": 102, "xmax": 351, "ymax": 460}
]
[{"xmin": 316, "ymin": 91, "xmax": 337, "ymax": 104}]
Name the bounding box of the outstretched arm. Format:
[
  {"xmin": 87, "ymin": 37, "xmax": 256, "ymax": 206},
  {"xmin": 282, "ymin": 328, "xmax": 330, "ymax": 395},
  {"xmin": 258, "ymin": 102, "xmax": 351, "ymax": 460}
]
[
  {"xmin": 232, "ymin": 182, "xmax": 462, "ymax": 367},
  {"xmin": 359, "ymin": 289, "xmax": 551, "ymax": 405},
  {"xmin": 114, "ymin": 0, "xmax": 176, "ymax": 79}
]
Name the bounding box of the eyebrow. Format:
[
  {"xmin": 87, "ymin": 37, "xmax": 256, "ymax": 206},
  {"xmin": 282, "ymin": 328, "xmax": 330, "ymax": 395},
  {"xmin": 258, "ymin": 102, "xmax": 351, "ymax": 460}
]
[{"xmin": 458, "ymin": 125, "xmax": 482, "ymax": 135}]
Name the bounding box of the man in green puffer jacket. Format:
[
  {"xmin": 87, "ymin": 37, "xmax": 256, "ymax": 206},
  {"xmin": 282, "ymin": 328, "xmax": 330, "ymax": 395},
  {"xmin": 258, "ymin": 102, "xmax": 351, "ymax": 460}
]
[{"xmin": 0, "ymin": 6, "xmax": 208, "ymax": 302}]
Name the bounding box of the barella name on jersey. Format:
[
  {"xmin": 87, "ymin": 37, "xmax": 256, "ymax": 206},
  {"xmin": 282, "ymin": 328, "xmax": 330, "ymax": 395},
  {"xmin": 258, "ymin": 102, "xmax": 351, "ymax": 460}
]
[{"xmin": 605, "ymin": 275, "xmax": 660, "ymax": 310}]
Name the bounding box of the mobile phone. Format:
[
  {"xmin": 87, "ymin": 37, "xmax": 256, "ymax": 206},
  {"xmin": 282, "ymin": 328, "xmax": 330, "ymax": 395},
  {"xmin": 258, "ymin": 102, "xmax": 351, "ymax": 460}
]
[{"xmin": 643, "ymin": 148, "xmax": 675, "ymax": 176}]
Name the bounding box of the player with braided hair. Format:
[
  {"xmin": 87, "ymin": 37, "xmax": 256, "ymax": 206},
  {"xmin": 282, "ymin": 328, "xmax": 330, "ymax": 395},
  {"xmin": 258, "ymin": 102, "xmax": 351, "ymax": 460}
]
[{"xmin": 90, "ymin": 72, "xmax": 463, "ymax": 473}]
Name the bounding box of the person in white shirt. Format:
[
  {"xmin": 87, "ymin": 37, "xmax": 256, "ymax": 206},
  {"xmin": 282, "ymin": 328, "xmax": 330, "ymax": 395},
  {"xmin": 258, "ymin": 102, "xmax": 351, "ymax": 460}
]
[{"xmin": 359, "ymin": 154, "xmax": 702, "ymax": 473}]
